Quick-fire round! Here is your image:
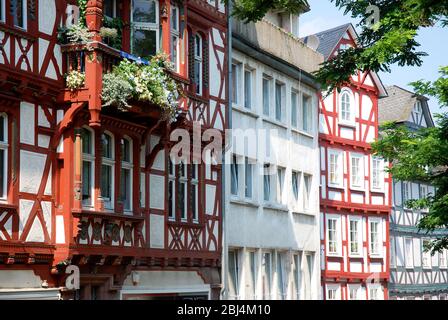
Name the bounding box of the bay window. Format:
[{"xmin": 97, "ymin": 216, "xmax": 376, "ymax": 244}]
[
  {"xmin": 369, "ymin": 219, "xmax": 381, "ymax": 256},
  {"xmin": 81, "ymin": 128, "xmax": 94, "ymax": 207},
  {"xmin": 11, "ymin": 0, "xmax": 27, "ymax": 29},
  {"xmin": 120, "ymin": 137, "xmax": 133, "ymax": 212},
  {"xmin": 194, "ymin": 34, "xmax": 203, "ymax": 95},
  {"xmin": 0, "ymin": 114, "xmax": 8, "ymax": 200},
  {"xmin": 170, "ymin": 5, "xmax": 180, "ymax": 72},
  {"xmin": 101, "ymin": 132, "xmax": 115, "ymax": 210},
  {"xmin": 349, "ymin": 218, "xmax": 362, "ymax": 256},
  {"xmin": 131, "ymin": 0, "xmax": 159, "ymax": 58}
]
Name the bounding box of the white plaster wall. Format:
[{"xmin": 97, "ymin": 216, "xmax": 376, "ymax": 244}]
[{"xmin": 149, "ymin": 214, "xmax": 164, "ymax": 249}]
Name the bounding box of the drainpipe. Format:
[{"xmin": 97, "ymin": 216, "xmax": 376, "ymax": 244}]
[{"xmin": 220, "ymin": 0, "xmax": 232, "ymax": 301}]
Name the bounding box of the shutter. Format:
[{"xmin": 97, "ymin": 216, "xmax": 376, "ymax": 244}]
[
  {"xmin": 188, "ymin": 33, "xmax": 195, "ymax": 82},
  {"xmin": 203, "ymin": 34, "xmax": 209, "ymax": 90}
]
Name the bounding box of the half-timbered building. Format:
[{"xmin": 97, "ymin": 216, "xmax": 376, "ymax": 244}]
[
  {"xmin": 303, "ymin": 23, "xmax": 391, "ymax": 300},
  {"xmin": 224, "ymin": 8, "xmax": 323, "ymax": 300},
  {"xmin": 0, "ymin": 0, "xmax": 227, "ymax": 299},
  {"xmin": 379, "ymin": 85, "xmax": 448, "ymax": 300}
]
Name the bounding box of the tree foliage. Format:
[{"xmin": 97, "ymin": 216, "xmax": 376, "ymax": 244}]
[{"xmin": 230, "ymin": 0, "xmax": 310, "ymax": 23}]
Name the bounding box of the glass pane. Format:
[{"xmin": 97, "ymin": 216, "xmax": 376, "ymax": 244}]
[
  {"xmin": 168, "ymin": 180, "xmax": 174, "ymax": 218},
  {"xmin": 171, "ymin": 7, "xmax": 178, "ymax": 30},
  {"xmin": 81, "ymin": 129, "xmax": 92, "ymax": 154},
  {"xmin": 263, "ymin": 78, "xmax": 270, "ymax": 116},
  {"xmin": 13, "ymin": 0, "xmax": 25, "ymax": 28},
  {"xmin": 275, "ymin": 83, "xmax": 282, "ymax": 121},
  {"xmin": 0, "ymin": 149, "xmax": 4, "ymax": 197},
  {"xmin": 264, "ymin": 166, "xmax": 270, "ymax": 201},
  {"xmin": 104, "ymin": 0, "xmax": 115, "ymax": 18},
  {"xmin": 231, "ymin": 64, "xmax": 238, "ymax": 104},
  {"xmin": 291, "ymin": 92, "xmax": 297, "ymax": 127},
  {"xmin": 228, "ymin": 251, "xmax": 238, "ymax": 297},
  {"xmin": 133, "ymin": 0, "xmax": 156, "ymax": 23},
  {"xmin": 0, "ymin": 116, "xmax": 4, "ymax": 142},
  {"xmin": 132, "ymin": 29, "xmax": 157, "ymax": 58},
  {"xmin": 195, "ymin": 35, "xmax": 202, "ymax": 57},
  {"xmin": 194, "ymin": 60, "xmax": 201, "ymax": 94},
  {"xmin": 121, "ymin": 168, "xmax": 131, "ymax": 210},
  {"xmin": 244, "ymin": 71, "xmax": 251, "ymax": 109},
  {"xmin": 171, "ymin": 35, "xmax": 178, "ymax": 71},
  {"xmin": 245, "ymin": 158, "xmax": 252, "ymax": 198},
  {"xmin": 192, "ymin": 185, "xmax": 197, "ymax": 220},
  {"xmin": 82, "ymin": 161, "xmax": 92, "ymax": 205},
  {"xmin": 101, "ymin": 165, "xmax": 112, "ymax": 199},
  {"xmin": 179, "ymin": 182, "xmax": 186, "ymax": 219},
  {"xmin": 102, "ymin": 134, "xmax": 112, "ymax": 158},
  {"xmin": 302, "ymin": 95, "xmax": 310, "ymax": 131},
  {"xmin": 121, "ymin": 139, "xmax": 131, "ymax": 162}
]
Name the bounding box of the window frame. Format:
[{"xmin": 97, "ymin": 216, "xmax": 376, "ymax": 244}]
[
  {"xmin": 81, "ymin": 127, "xmax": 95, "ymax": 208},
  {"xmin": 347, "ymin": 284, "xmax": 361, "ymax": 300},
  {"xmin": 194, "ymin": 34, "xmax": 203, "ymax": 96},
  {"xmin": 348, "ymin": 216, "xmax": 362, "ymax": 257},
  {"xmin": 326, "ymin": 215, "xmax": 342, "ymax": 256},
  {"xmin": 276, "ymin": 167, "xmax": 285, "ymax": 205},
  {"xmin": 262, "ymin": 75, "xmax": 272, "ymax": 117},
  {"xmin": 422, "ymin": 239, "xmax": 432, "ymax": 269},
  {"xmin": 371, "ymin": 157, "xmax": 384, "ymax": 191},
  {"xmin": 131, "ymin": 0, "xmax": 160, "ymax": 58},
  {"xmin": 0, "ymin": 0, "xmax": 5, "ymax": 23},
  {"xmin": 228, "ymin": 249, "xmax": 240, "ymax": 299},
  {"xmin": 244, "ymin": 157, "xmax": 253, "ymax": 199},
  {"xmin": 350, "ymin": 153, "xmax": 364, "ymax": 190},
  {"xmin": 231, "ymin": 62, "xmax": 241, "ymax": 106},
  {"xmin": 369, "ymin": 218, "xmax": 382, "ymax": 257},
  {"xmin": 230, "ymin": 154, "xmax": 239, "ymax": 197},
  {"xmin": 339, "ymin": 88, "xmax": 354, "ymax": 124},
  {"xmin": 11, "ymin": 0, "xmax": 27, "ymax": 30},
  {"xmin": 303, "ymin": 174, "xmax": 312, "ymax": 212},
  {"xmin": 326, "ymin": 284, "xmax": 340, "ymax": 300},
  {"xmin": 274, "ymin": 81, "xmax": 284, "ymax": 122},
  {"xmin": 328, "ymin": 149, "xmax": 343, "ymax": 188},
  {"xmin": 101, "ymin": 131, "xmax": 115, "ymax": 210},
  {"xmin": 120, "ymin": 136, "xmax": 133, "ymax": 213},
  {"xmin": 404, "ymin": 237, "xmax": 414, "ymax": 268},
  {"xmin": 413, "ymin": 100, "xmax": 422, "ymax": 124},
  {"xmin": 0, "ymin": 113, "xmax": 8, "ymax": 201},
  {"xmin": 263, "ymin": 164, "xmax": 271, "ymax": 203},
  {"xmin": 170, "ymin": 4, "xmax": 180, "ymax": 73}
]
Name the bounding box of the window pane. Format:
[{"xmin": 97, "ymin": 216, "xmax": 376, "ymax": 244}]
[
  {"xmin": 168, "ymin": 180, "xmax": 175, "ymax": 218},
  {"xmin": 262, "ymin": 253, "xmax": 271, "ymax": 299},
  {"xmin": 121, "ymin": 139, "xmax": 131, "ymax": 162},
  {"xmin": 171, "ymin": 7, "xmax": 178, "ymax": 30},
  {"xmin": 304, "ymin": 175, "xmax": 311, "ymax": 210},
  {"xmin": 244, "ymin": 70, "xmax": 251, "ymax": 109},
  {"xmin": 133, "ymin": 29, "xmax": 157, "ymax": 58},
  {"xmin": 0, "ymin": 116, "xmax": 5, "ymax": 142},
  {"xmin": 231, "ymin": 64, "xmax": 238, "ymax": 104},
  {"xmin": 231, "ymin": 156, "xmax": 238, "ymax": 195},
  {"xmin": 292, "ymin": 172, "xmax": 298, "ymax": 200},
  {"xmin": 171, "ymin": 35, "xmax": 179, "ymax": 70},
  {"xmin": 192, "ymin": 184, "xmax": 198, "ymax": 220},
  {"xmin": 228, "ymin": 251, "xmax": 239, "ymax": 297},
  {"xmin": 179, "ymin": 181, "xmax": 186, "ymax": 219},
  {"xmin": 81, "ymin": 129, "xmax": 92, "ymax": 154},
  {"xmin": 101, "ymin": 165, "xmax": 112, "ymax": 201},
  {"xmin": 104, "ymin": 0, "xmax": 115, "ymax": 18},
  {"xmin": 0, "ymin": 149, "xmax": 4, "ymax": 198},
  {"xmin": 275, "ymin": 83, "xmax": 282, "ymax": 121},
  {"xmin": 264, "ymin": 165, "xmax": 270, "ymax": 201},
  {"xmin": 12, "ymin": 0, "xmax": 25, "ymax": 28},
  {"xmin": 245, "ymin": 158, "xmax": 252, "ymax": 198},
  {"xmin": 302, "ymin": 95, "xmax": 311, "ymax": 131},
  {"xmin": 82, "ymin": 161, "xmax": 92, "ymax": 205},
  {"xmin": 102, "ymin": 134, "xmax": 113, "ymax": 158},
  {"xmin": 263, "ymin": 78, "xmax": 270, "ymax": 116},
  {"xmin": 194, "ymin": 60, "xmax": 201, "ymax": 94},
  {"xmin": 291, "ymin": 92, "xmax": 297, "ymax": 128},
  {"xmin": 133, "ymin": 0, "xmax": 156, "ymax": 23},
  {"xmin": 121, "ymin": 168, "xmax": 131, "ymax": 210}
]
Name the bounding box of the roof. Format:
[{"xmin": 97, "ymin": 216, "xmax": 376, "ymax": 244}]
[
  {"xmin": 302, "ymin": 23, "xmax": 387, "ymax": 98},
  {"xmin": 378, "ymin": 85, "xmax": 434, "ymax": 127}
]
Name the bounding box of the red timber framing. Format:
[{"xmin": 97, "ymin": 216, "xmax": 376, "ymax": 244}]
[
  {"xmin": 318, "ymin": 24, "xmax": 391, "ymax": 300},
  {"xmin": 0, "ymin": 0, "xmax": 227, "ymax": 299}
]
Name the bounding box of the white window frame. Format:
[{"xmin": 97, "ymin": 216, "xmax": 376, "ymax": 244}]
[
  {"xmin": 103, "ymin": 0, "xmax": 118, "ymax": 19},
  {"xmin": 81, "ymin": 127, "xmax": 95, "ymax": 208},
  {"xmin": 101, "ymin": 132, "xmax": 115, "ymax": 210},
  {"xmin": 194, "ymin": 34, "xmax": 203, "ymax": 96},
  {"xmin": 170, "ymin": 4, "xmax": 180, "ymax": 73},
  {"xmin": 262, "ymin": 75, "xmax": 272, "ymax": 117},
  {"xmin": 405, "ymin": 237, "xmax": 414, "ymax": 268},
  {"xmin": 179, "ymin": 161, "xmax": 188, "ymax": 221},
  {"xmin": 276, "ymin": 167, "xmax": 285, "ymax": 205},
  {"xmin": 413, "ymin": 100, "xmax": 422, "ymax": 124},
  {"xmin": 131, "ymin": 0, "xmax": 160, "ymax": 57},
  {"xmin": 350, "ymin": 153, "xmax": 364, "ymax": 190},
  {"xmin": 191, "ymin": 163, "xmax": 199, "ymax": 222},
  {"xmin": 121, "ymin": 136, "xmax": 133, "ymax": 213},
  {"xmin": 303, "ymin": 174, "xmax": 312, "ymax": 212},
  {"xmin": 244, "ymin": 68, "xmax": 253, "ymax": 110},
  {"xmin": 0, "ymin": 113, "xmax": 8, "ymax": 201},
  {"xmin": 228, "ymin": 249, "xmax": 240, "ymax": 299},
  {"xmin": 369, "ymin": 218, "xmax": 383, "ymax": 257},
  {"xmin": 301, "ymin": 93, "xmax": 313, "ymax": 133},
  {"xmin": 348, "ymin": 216, "xmax": 362, "ymax": 257},
  {"xmin": 0, "ymin": 0, "xmax": 6, "ymax": 23},
  {"xmin": 231, "ymin": 62, "xmax": 241, "ymax": 106},
  {"xmin": 328, "ymin": 149, "xmax": 343, "ymax": 188},
  {"xmin": 439, "ymin": 249, "xmax": 447, "ymax": 269},
  {"xmin": 347, "ymin": 284, "xmax": 361, "ymax": 300},
  {"xmin": 326, "ymin": 284, "xmax": 340, "ymax": 300},
  {"xmin": 326, "ymin": 215, "xmax": 342, "ymax": 256},
  {"xmin": 422, "ymin": 239, "xmax": 432, "ymax": 269},
  {"xmin": 12, "ymin": 0, "xmax": 27, "ymax": 30},
  {"xmin": 371, "ymin": 157, "xmax": 384, "ymax": 191},
  {"xmin": 339, "ymin": 88, "xmax": 354, "ymax": 124},
  {"xmin": 168, "ymin": 157, "xmax": 176, "ymax": 220}
]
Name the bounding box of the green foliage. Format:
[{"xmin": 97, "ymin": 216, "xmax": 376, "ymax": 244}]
[
  {"xmin": 101, "ymin": 53, "xmax": 182, "ymax": 121},
  {"xmin": 78, "ymin": 0, "xmax": 87, "ymax": 26},
  {"xmin": 372, "ymin": 67, "xmax": 448, "ymax": 253},
  {"xmin": 230, "ymin": 0, "xmax": 309, "ymax": 22},
  {"xmin": 66, "ymin": 22, "xmax": 94, "ymax": 43},
  {"xmin": 315, "ymin": 0, "xmax": 448, "ymax": 93},
  {"xmin": 102, "ymin": 17, "xmax": 124, "ymax": 50}
]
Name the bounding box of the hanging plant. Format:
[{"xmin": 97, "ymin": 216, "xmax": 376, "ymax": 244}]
[
  {"xmin": 102, "ymin": 17, "xmax": 124, "ymax": 50},
  {"xmin": 66, "ymin": 70, "xmax": 86, "ymax": 91},
  {"xmin": 101, "ymin": 53, "xmax": 183, "ymax": 121},
  {"xmin": 77, "ymin": 0, "xmax": 88, "ymax": 26}
]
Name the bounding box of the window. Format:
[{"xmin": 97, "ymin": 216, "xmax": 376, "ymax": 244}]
[
  {"xmin": 101, "ymin": 132, "xmax": 115, "ymax": 210},
  {"xmin": 440, "ymin": 294, "xmax": 447, "ymax": 300},
  {"xmin": 276, "ymin": 167, "xmax": 285, "ymax": 204},
  {"xmin": 277, "ymin": 252, "xmax": 286, "ymax": 300},
  {"xmin": 419, "ymin": 184, "xmax": 428, "ymax": 210},
  {"xmin": 350, "ymin": 154, "xmax": 363, "ymax": 188},
  {"xmin": 303, "ymin": 174, "xmax": 311, "ymax": 211},
  {"xmin": 168, "ymin": 158, "xmax": 176, "ymax": 220},
  {"xmin": 390, "ymin": 236, "xmax": 396, "ymax": 267},
  {"xmin": 246, "ymin": 251, "xmax": 256, "ymax": 299},
  {"xmin": 244, "ymin": 157, "xmax": 253, "ymax": 199},
  {"xmin": 231, "ymin": 63, "xmax": 240, "ymax": 105},
  {"xmin": 262, "ymin": 252, "xmax": 272, "ymax": 299},
  {"xmin": 328, "ymin": 150, "xmax": 342, "ymax": 186},
  {"xmin": 326, "ymin": 285, "xmax": 339, "ymax": 300},
  {"xmin": 191, "ymin": 164, "xmax": 199, "ymax": 222},
  {"xmin": 291, "ymin": 91, "xmax": 298, "ymax": 128},
  {"xmin": 228, "ymin": 250, "xmax": 239, "ymax": 299},
  {"xmin": 340, "ymin": 90, "xmax": 352, "ymax": 122},
  {"xmin": 263, "ymin": 164, "xmax": 271, "ymax": 202},
  {"xmin": 291, "ymin": 171, "xmax": 299, "ymax": 202},
  {"xmin": 405, "ymin": 237, "xmax": 413, "ymax": 268},
  {"xmin": 194, "ymin": 34, "xmax": 203, "ymax": 95},
  {"xmin": 369, "ymin": 286, "xmax": 382, "ymax": 300},
  {"xmin": 120, "ymin": 137, "xmax": 133, "ymax": 212},
  {"xmin": 349, "ymin": 218, "xmax": 361, "ymax": 256},
  {"xmin": 440, "ymin": 249, "xmax": 447, "ymax": 268},
  {"xmin": 244, "ymin": 69, "xmax": 253, "ymax": 109},
  {"xmin": 302, "ymin": 94, "xmax": 312, "ymax": 132},
  {"xmin": 369, "ymin": 220, "xmax": 381, "ymax": 255},
  {"xmin": 0, "ymin": 0, "xmax": 6, "ymax": 22},
  {"xmin": 179, "ymin": 161, "xmax": 188, "ymax": 221},
  {"xmin": 11, "ymin": 0, "xmax": 27, "ymax": 29},
  {"xmin": 103, "ymin": 0, "xmax": 117, "ymax": 19},
  {"xmin": 170, "ymin": 5, "xmax": 180, "ymax": 72},
  {"xmin": 131, "ymin": 0, "xmax": 159, "ymax": 58},
  {"xmin": 0, "ymin": 114, "xmax": 8, "ymax": 200},
  {"xmin": 327, "ymin": 217, "xmax": 340, "ymax": 255},
  {"xmin": 348, "ymin": 285, "xmax": 360, "ymax": 300},
  {"xmin": 304, "ymin": 253, "xmax": 314, "ymax": 300},
  {"xmin": 403, "ymin": 181, "xmax": 411, "ymax": 205},
  {"xmin": 413, "ymin": 101, "xmax": 422, "ymax": 124},
  {"xmin": 292, "ymin": 254, "xmax": 301, "ymax": 299},
  {"xmin": 275, "ymin": 82, "xmax": 284, "ymax": 122},
  {"xmin": 262, "ymin": 76, "xmax": 271, "ymax": 116},
  {"xmin": 372, "ymin": 157, "xmax": 383, "ymax": 190},
  {"xmin": 230, "ymin": 155, "xmax": 239, "ymax": 196},
  {"xmin": 422, "ymin": 239, "xmax": 431, "ymax": 269}
]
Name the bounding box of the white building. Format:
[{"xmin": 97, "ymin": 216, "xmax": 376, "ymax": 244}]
[{"xmin": 223, "ymin": 8, "xmax": 324, "ymax": 300}]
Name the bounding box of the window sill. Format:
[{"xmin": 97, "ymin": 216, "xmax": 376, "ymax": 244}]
[
  {"xmin": 292, "ymin": 209, "xmax": 315, "ymax": 217},
  {"xmin": 422, "ymin": 266, "xmax": 432, "ymax": 270},
  {"xmin": 349, "ymin": 254, "xmax": 363, "ymax": 259},
  {"xmin": 291, "ymin": 128, "xmax": 315, "ymax": 139},
  {"xmin": 371, "ymin": 188, "xmax": 385, "ymax": 194},
  {"xmin": 262, "ymin": 117, "xmax": 288, "ymax": 130},
  {"xmin": 328, "ymin": 184, "xmax": 344, "ymax": 190},
  {"xmin": 369, "ymin": 253, "xmax": 383, "ymax": 259},
  {"xmin": 350, "ymin": 186, "xmax": 365, "ymax": 192},
  {"xmin": 263, "ymin": 203, "xmax": 289, "ymax": 212},
  {"xmin": 230, "ymin": 198, "xmax": 259, "ymax": 208},
  {"xmin": 232, "ymin": 105, "xmax": 259, "ymax": 118},
  {"xmin": 339, "ymin": 121, "xmax": 356, "ymax": 128},
  {"xmin": 327, "ymin": 253, "xmax": 343, "ymax": 258}
]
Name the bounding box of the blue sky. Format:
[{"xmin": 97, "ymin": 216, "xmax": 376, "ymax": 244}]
[{"xmin": 299, "ymin": 0, "xmax": 448, "ymax": 116}]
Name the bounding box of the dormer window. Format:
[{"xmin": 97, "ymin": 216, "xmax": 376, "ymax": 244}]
[
  {"xmin": 413, "ymin": 100, "xmax": 422, "ymax": 124},
  {"xmin": 131, "ymin": 0, "xmax": 159, "ymax": 58}
]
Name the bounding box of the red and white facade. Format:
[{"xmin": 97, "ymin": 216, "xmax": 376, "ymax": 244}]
[
  {"xmin": 310, "ymin": 24, "xmax": 391, "ymax": 300},
  {"xmin": 0, "ymin": 0, "xmax": 227, "ymax": 300}
]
